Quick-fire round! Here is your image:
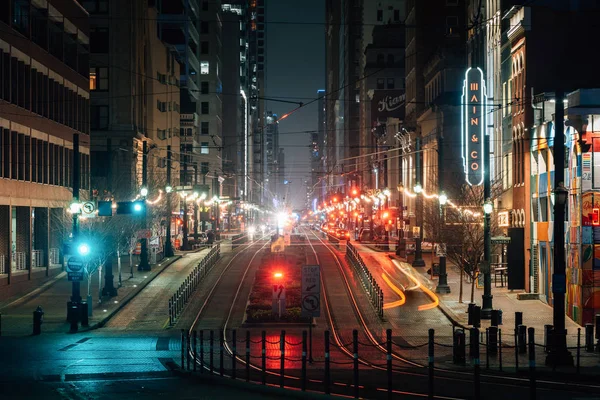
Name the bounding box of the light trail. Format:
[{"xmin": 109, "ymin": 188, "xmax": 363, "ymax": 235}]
[
  {"xmin": 392, "ymin": 259, "xmax": 440, "ymax": 311},
  {"xmin": 381, "ymin": 272, "xmax": 406, "ymax": 309}
]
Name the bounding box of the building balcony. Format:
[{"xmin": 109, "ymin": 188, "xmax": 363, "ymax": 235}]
[
  {"xmin": 158, "ymin": 13, "xmax": 199, "ymax": 46},
  {"xmin": 180, "ymin": 75, "xmax": 200, "ymax": 101}
]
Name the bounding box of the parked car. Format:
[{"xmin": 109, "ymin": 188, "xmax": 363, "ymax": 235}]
[{"xmin": 337, "ymin": 229, "xmax": 351, "ymax": 240}]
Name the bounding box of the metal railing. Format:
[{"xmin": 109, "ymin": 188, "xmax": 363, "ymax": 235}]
[
  {"xmin": 11, "ymin": 252, "xmax": 26, "ymax": 271},
  {"xmin": 49, "ymin": 248, "xmax": 60, "ymax": 265},
  {"xmin": 31, "ymin": 250, "xmax": 44, "ymax": 267},
  {"xmin": 169, "ymin": 244, "xmax": 221, "ymax": 325},
  {"xmin": 346, "ymin": 242, "xmax": 384, "ymax": 319}
]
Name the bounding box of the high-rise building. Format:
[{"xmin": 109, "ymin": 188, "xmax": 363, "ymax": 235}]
[
  {"xmin": 310, "ymin": 90, "xmax": 326, "ymax": 204},
  {"xmin": 264, "ymin": 111, "xmax": 279, "ymax": 207},
  {"xmin": 0, "ymin": 0, "xmax": 90, "ymax": 298}
]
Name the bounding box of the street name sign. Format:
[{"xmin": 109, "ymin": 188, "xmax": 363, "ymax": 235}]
[{"xmin": 301, "ymin": 265, "xmax": 321, "ymax": 318}]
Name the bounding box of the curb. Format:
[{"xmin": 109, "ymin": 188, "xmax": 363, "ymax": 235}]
[
  {"xmin": 0, "ymin": 271, "xmax": 67, "ymax": 310},
  {"xmin": 173, "ymin": 369, "xmax": 345, "ymax": 399},
  {"xmin": 87, "ymin": 255, "xmax": 182, "ymax": 330}
]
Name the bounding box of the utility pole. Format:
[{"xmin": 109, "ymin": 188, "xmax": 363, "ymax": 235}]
[
  {"xmin": 193, "ymin": 163, "xmax": 199, "ymax": 241},
  {"xmin": 182, "ymin": 160, "xmax": 189, "ymax": 251},
  {"xmin": 138, "ymin": 141, "xmax": 150, "ymax": 271},
  {"xmin": 546, "ymin": 89, "xmax": 573, "ymax": 366},
  {"xmin": 68, "ymin": 132, "xmax": 81, "ymax": 330},
  {"xmin": 164, "ymin": 145, "xmax": 174, "ymax": 257},
  {"xmin": 413, "ymin": 137, "xmax": 425, "ymax": 267},
  {"xmin": 436, "ymin": 132, "xmax": 450, "ymax": 293},
  {"xmin": 213, "ymin": 171, "xmax": 220, "ymax": 240},
  {"xmin": 481, "ymin": 133, "xmax": 492, "ymax": 317},
  {"xmin": 202, "ymin": 165, "xmax": 207, "ymax": 232}
]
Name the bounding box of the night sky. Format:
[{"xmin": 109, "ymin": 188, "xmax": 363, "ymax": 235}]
[{"xmin": 265, "ymin": 0, "xmax": 325, "ymax": 210}]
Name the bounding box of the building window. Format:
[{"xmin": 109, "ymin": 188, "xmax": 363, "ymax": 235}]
[
  {"xmin": 394, "ymin": 9, "xmax": 400, "ymax": 21},
  {"xmin": 377, "ymin": 78, "xmax": 384, "ymax": 90},
  {"xmin": 201, "ymin": 161, "xmax": 209, "ymax": 174},
  {"xmin": 202, "ymin": 1, "xmax": 208, "ymax": 11},
  {"xmin": 201, "ymin": 81, "xmax": 209, "ymax": 94},
  {"xmin": 89, "ymin": 67, "xmax": 108, "ymax": 90},
  {"xmin": 156, "ymin": 100, "xmax": 167, "ymax": 112},
  {"xmin": 387, "ymin": 54, "xmax": 394, "ymax": 67},
  {"xmin": 387, "ymin": 78, "xmax": 395, "ymax": 89},
  {"xmin": 201, "ymin": 61, "xmax": 209, "ymax": 75},
  {"xmin": 200, "ymin": 21, "xmax": 209, "ymax": 34},
  {"xmin": 90, "ymin": 105, "xmax": 109, "ymax": 129},
  {"xmin": 377, "ymin": 9, "xmax": 383, "ymax": 21},
  {"xmin": 200, "ymin": 142, "xmax": 209, "ymax": 154},
  {"xmin": 201, "ymin": 102, "xmax": 209, "ymax": 114},
  {"xmin": 377, "ymin": 54, "xmax": 385, "ymax": 67},
  {"xmin": 90, "ymin": 27, "xmax": 109, "ymax": 53},
  {"xmin": 201, "ymin": 121, "xmax": 209, "ymax": 135},
  {"xmin": 13, "ymin": 0, "xmax": 30, "ymax": 36},
  {"xmin": 81, "ymin": 0, "xmax": 108, "ymax": 13},
  {"xmin": 446, "ymin": 16, "xmax": 458, "ymax": 36},
  {"xmin": 201, "ymin": 41, "xmax": 209, "ymax": 54}
]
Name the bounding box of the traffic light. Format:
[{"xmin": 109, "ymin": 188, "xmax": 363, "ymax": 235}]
[
  {"xmin": 98, "ymin": 201, "xmax": 113, "ymax": 217},
  {"xmin": 116, "ymin": 201, "xmax": 146, "ymax": 215},
  {"xmin": 351, "ymin": 188, "xmax": 360, "ymax": 198},
  {"xmin": 273, "ymin": 272, "xmax": 283, "ymax": 279},
  {"xmin": 77, "ymin": 243, "xmax": 90, "ymax": 256}
]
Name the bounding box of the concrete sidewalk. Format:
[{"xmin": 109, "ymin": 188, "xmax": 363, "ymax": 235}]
[{"xmin": 0, "ymin": 253, "xmax": 186, "ymax": 336}]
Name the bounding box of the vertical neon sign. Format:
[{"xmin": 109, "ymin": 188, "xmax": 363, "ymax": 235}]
[{"xmin": 462, "ymin": 67, "xmax": 486, "ymax": 186}]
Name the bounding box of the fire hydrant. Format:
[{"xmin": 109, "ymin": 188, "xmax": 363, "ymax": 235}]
[{"xmin": 33, "ymin": 306, "xmax": 44, "ymax": 335}]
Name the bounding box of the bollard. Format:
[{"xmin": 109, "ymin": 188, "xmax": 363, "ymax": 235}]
[
  {"xmin": 470, "ymin": 328, "xmax": 480, "ymax": 400},
  {"xmin": 209, "ymin": 330, "xmax": 214, "ymax": 374},
  {"xmin": 518, "ymin": 325, "xmax": 527, "ymax": 354},
  {"xmin": 467, "ymin": 303, "xmax": 476, "ymax": 325},
  {"xmin": 232, "ymin": 329, "xmax": 237, "ymax": 380},
  {"xmin": 469, "ymin": 327, "xmax": 479, "ymax": 360},
  {"xmin": 498, "ymin": 309, "xmax": 503, "ymax": 325},
  {"xmin": 79, "ymin": 302, "xmax": 89, "ymax": 327},
  {"xmin": 473, "ymin": 305, "xmax": 481, "ymax": 328},
  {"xmin": 324, "ymin": 330, "xmax": 331, "ymax": 395},
  {"xmin": 387, "ymin": 329, "xmax": 393, "ymax": 399},
  {"xmin": 180, "ymin": 329, "xmax": 185, "ymax": 369},
  {"xmin": 169, "ymin": 299, "xmax": 173, "ymax": 326},
  {"xmin": 485, "ymin": 329, "xmax": 489, "ymax": 369},
  {"xmin": 186, "ymin": 330, "xmax": 191, "ymax": 371},
  {"xmin": 453, "ymin": 328, "xmax": 466, "ymax": 365},
  {"xmin": 302, "ymin": 331, "xmax": 307, "ymax": 392},
  {"xmin": 491, "ymin": 309, "xmax": 499, "ymax": 327},
  {"xmin": 353, "ymin": 329, "xmax": 359, "ymax": 399},
  {"xmin": 193, "ymin": 331, "xmax": 197, "ymax": 372},
  {"xmin": 246, "ymin": 330, "xmax": 251, "ymax": 382},
  {"xmin": 499, "ymin": 329, "xmax": 503, "ymax": 371},
  {"xmin": 219, "ymin": 330, "xmax": 224, "ymax": 376},
  {"xmin": 488, "ymin": 326, "xmax": 498, "ymax": 356},
  {"xmin": 32, "ymin": 306, "xmax": 44, "ymax": 335},
  {"xmin": 585, "ymin": 324, "xmax": 594, "ymax": 352},
  {"xmin": 543, "ymin": 324, "xmax": 553, "ymax": 353},
  {"xmin": 429, "ymin": 329, "xmax": 434, "ymax": 399},
  {"xmin": 200, "ymin": 330, "xmax": 204, "ymax": 373},
  {"xmin": 515, "ymin": 311, "xmax": 523, "ymax": 332},
  {"xmin": 515, "ymin": 328, "xmax": 519, "ymax": 372},
  {"xmin": 577, "ymin": 328, "xmax": 581, "ymax": 374},
  {"xmin": 280, "ymin": 330, "xmax": 285, "ymax": 388},
  {"xmin": 261, "ymin": 331, "xmax": 266, "ymax": 385},
  {"xmin": 528, "ymin": 327, "xmax": 536, "ymax": 400}
]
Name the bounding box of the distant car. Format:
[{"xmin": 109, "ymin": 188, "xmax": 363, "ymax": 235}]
[
  {"xmin": 358, "ymin": 228, "xmax": 372, "ymax": 242},
  {"xmin": 337, "ymin": 229, "xmax": 350, "ymax": 239},
  {"xmin": 198, "ymin": 232, "xmax": 208, "ymax": 243}
]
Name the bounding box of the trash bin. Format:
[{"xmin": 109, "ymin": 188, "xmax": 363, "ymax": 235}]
[
  {"xmin": 498, "ymin": 309, "xmax": 503, "ymax": 325},
  {"xmin": 33, "ymin": 306, "xmax": 44, "ymax": 335}
]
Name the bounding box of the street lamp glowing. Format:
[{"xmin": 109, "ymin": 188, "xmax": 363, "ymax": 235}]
[
  {"xmin": 165, "ymin": 185, "xmax": 173, "ymax": 193},
  {"xmin": 439, "ymin": 192, "xmax": 448, "ymax": 205},
  {"xmin": 69, "ymin": 202, "xmax": 81, "ymax": 214},
  {"xmin": 414, "ymin": 184, "xmax": 423, "ymax": 194},
  {"xmin": 140, "ymin": 187, "xmax": 148, "ymax": 197},
  {"xmin": 77, "ymin": 243, "xmax": 90, "ymax": 256},
  {"xmin": 483, "ymin": 200, "xmax": 493, "ymax": 215}
]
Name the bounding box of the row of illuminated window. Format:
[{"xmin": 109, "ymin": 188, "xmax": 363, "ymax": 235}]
[
  {"xmin": 0, "ymin": 128, "xmax": 89, "ymax": 189},
  {"xmin": 0, "ymin": 50, "xmax": 90, "ymax": 135}
]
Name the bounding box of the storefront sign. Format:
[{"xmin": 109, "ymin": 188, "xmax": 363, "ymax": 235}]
[
  {"xmin": 462, "ymin": 67, "xmax": 487, "ymax": 186},
  {"xmin": 497, "ymin": 211, "xmax": 510, "ymax": 227},
  {"xmin": 371, "ymin": 90, "xmax": 405, "ymax": 121}
]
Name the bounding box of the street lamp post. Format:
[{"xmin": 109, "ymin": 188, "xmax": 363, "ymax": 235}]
[
  {"xmin": 413, "ymin": 137, "xmax": 425, "ymax": 267},
  {"xmin": 138, "ymin": 141, "xmax": 151, "ymax": 271},
  {"xmin": 164, "ymin": 146, "xmax": 174, "ymax": 257},
  {"xmin": 396, "ymin": 184, "xmax": 405, "ymax": 257},
  {"xmin": 546, "ymin": 89, "xmax": 573, "ymax": 366},
  {"xmin": 481, "ymin": 130, "xmax": 493, "ymax": 318},
  {"xmin": 67, "ymin": 133, "xmax": 82, "ymax": 331},
  {"xmin": 436, "ymin": 192, "xmax": 450, "ymax": 293}
]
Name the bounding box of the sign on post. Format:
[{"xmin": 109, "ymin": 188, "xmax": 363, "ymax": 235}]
[
  {"xmin": 81, "ymin": 201, "xmax": 97, "ymax": 218},
  {"xmin": 272, "ymin": 284, "xmax": 286, "ymax": 317},
  {"xmin": 301, "ymin": 265, "xmax": 321, "ymax": 318},
  {"xmin": 67, "ymin": 256, "xmax": 85, "ymax": 281},
  {"xmin": 149, "ymin": 236, "xmax": 160, "ymax": 248}
]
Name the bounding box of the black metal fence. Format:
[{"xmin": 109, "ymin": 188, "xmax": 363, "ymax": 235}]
[
  {"xmin": 346, "ymin": 242, "xmax": 384, "ymax": 319},
  {"xmin": 178, "ymin": 324, "xmax": 600, "ymax": 400},
  {"xmin": 168, "ymin": 244, "xmax": 220, "ymax": 325}
]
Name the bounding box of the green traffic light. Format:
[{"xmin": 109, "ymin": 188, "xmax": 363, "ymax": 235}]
[{"xmin": 77, "ymin": 243, "xmax": 90, "ymax": 256}]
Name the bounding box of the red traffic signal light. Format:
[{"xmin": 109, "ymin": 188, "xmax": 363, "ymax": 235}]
[{"xmin": 274, "ymin": 272, "xmax": 283, "ymax": 279}]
